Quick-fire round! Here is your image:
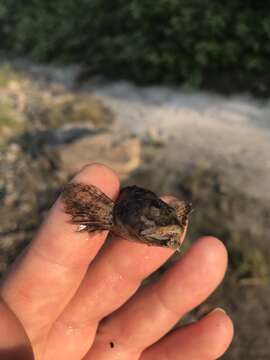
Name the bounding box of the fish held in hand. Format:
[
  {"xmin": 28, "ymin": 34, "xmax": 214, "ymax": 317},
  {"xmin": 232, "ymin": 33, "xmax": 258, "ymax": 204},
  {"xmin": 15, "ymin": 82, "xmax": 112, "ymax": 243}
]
[{"xmin": 62, "ymin": 183, "xmax": 192, "ymax": 250}]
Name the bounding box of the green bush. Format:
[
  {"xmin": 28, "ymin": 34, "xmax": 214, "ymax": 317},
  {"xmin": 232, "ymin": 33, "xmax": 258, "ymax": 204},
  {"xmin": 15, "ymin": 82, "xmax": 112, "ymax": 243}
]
[{"xmin": 1, "ymin": 1, "xmax": 270, "ymax": 94}]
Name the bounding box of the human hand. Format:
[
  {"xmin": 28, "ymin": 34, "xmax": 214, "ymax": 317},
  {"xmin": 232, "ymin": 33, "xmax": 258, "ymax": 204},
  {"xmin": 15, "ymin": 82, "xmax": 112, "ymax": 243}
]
[{"xmin": 0, "ymin": 164, "xmax": 233, "ymax": 359}]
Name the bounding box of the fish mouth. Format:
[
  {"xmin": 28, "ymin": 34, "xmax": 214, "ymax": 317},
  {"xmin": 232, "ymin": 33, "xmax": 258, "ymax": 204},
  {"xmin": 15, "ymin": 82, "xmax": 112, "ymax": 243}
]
[{"xmin": 141, "ymin": 225, "xmax": 182, "ymax": 241}]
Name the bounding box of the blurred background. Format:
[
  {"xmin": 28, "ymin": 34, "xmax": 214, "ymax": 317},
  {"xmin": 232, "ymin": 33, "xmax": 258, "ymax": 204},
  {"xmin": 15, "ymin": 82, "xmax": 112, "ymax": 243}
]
[{"xmin": 0, "ymin": 1, "xmax": 269, "ymax": 358}]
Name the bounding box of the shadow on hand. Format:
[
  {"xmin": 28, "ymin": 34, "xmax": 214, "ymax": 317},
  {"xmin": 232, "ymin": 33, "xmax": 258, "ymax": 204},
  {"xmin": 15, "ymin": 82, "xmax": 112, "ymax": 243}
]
[{"xmin": 0, "ymin": 346, "xmax": 34, "ymax": 360}]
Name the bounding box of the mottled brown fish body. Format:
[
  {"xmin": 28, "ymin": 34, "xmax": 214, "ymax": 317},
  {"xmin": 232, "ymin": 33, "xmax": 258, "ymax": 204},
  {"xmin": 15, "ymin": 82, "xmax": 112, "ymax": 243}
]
[
  {"xmin": 62, "ymin": 183, "xmax": 191, "ymax": 250},
  {"xmin": 113, "ymin": 186, "xmax": 189, "ymax": 249}
]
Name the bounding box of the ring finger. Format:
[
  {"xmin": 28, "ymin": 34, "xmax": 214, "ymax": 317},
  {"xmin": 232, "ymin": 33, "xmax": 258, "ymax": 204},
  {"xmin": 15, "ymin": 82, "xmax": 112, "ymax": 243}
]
[{"xmin": 140, "ymin": 308, "xmax": 234, "ymax": 360}]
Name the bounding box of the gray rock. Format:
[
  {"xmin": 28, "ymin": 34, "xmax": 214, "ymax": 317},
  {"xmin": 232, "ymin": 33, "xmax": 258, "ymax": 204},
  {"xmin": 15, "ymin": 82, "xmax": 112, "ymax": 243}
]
[{"xmin": 55, "ymin": 129, "xmax": 141, "ymax": 180}]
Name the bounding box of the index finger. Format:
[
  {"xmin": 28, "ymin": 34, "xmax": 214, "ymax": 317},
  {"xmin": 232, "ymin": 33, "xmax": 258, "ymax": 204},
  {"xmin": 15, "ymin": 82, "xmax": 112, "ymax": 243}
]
[{"xmin": 0, "ymin": 164, "xmax": 120, "ymax": 339}]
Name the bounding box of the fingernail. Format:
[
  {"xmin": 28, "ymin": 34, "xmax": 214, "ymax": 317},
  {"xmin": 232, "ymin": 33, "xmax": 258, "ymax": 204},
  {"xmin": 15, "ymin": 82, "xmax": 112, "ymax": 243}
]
[{"xmin": 211, "ymin": 307, "xmax": 227, "ymax": 315}]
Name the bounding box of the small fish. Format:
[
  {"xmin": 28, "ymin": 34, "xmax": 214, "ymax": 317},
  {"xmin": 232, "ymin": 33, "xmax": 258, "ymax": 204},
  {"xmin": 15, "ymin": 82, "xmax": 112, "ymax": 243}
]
[{"xmin": 62, "ymin": 183, "xmax": 192, "ymax": 250}]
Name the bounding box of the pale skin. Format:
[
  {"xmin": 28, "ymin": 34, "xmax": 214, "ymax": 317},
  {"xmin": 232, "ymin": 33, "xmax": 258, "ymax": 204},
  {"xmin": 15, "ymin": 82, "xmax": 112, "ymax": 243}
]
[{"xmin": 0, "ymin": 164, "xmax": 234, "ymax": 359}]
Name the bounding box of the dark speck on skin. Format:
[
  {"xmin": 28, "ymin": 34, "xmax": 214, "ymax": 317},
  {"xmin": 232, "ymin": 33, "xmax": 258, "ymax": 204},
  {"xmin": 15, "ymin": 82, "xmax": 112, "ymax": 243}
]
[{"xmin": 110, "ymin": 342, "xmax": 114, "ymax": 348}]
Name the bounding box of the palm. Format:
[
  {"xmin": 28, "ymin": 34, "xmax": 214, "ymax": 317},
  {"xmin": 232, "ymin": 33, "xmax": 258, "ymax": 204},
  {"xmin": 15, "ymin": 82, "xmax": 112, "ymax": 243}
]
[{"xmin": 0, "ymin": 164, "xmax": 233, "ymax": 360}]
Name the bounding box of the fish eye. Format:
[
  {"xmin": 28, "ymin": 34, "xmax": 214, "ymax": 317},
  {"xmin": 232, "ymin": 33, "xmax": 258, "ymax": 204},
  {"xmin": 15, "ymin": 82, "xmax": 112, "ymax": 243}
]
[{"xmin": 160, "ymin": 239, "xmax": 168, "ymax": 246}]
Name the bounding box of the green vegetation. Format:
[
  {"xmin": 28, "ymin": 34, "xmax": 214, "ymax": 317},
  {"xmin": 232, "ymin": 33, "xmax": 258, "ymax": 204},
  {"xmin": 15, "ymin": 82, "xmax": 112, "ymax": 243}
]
[
  {"xmin": 0, "ymin": 103, "xmax": 15, "ymax": 127},
  {"xmin": 0, "ymin": 63, "xmax": 24, "ymax": 144},
  {"xmin": 0, "ymin": 102, "xmax": 21, "ymax": 146},
  {"xmin": 37, "ymin": 96, "xmax": 113, "ymax": 129},
  {"xmin": 1, "ymin": 1, "xmax": 270, "ymax": 94},
  {"xmin": 0, "ymin": 101, "xmax": 23, "ymax": 130},
  {"xmin": 0, "ymin": 64, "xmax": 23, "ymax": 87},
  {"xmin": 0, "ymin": 60, "xmax": 113, "ymax": 146}
]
